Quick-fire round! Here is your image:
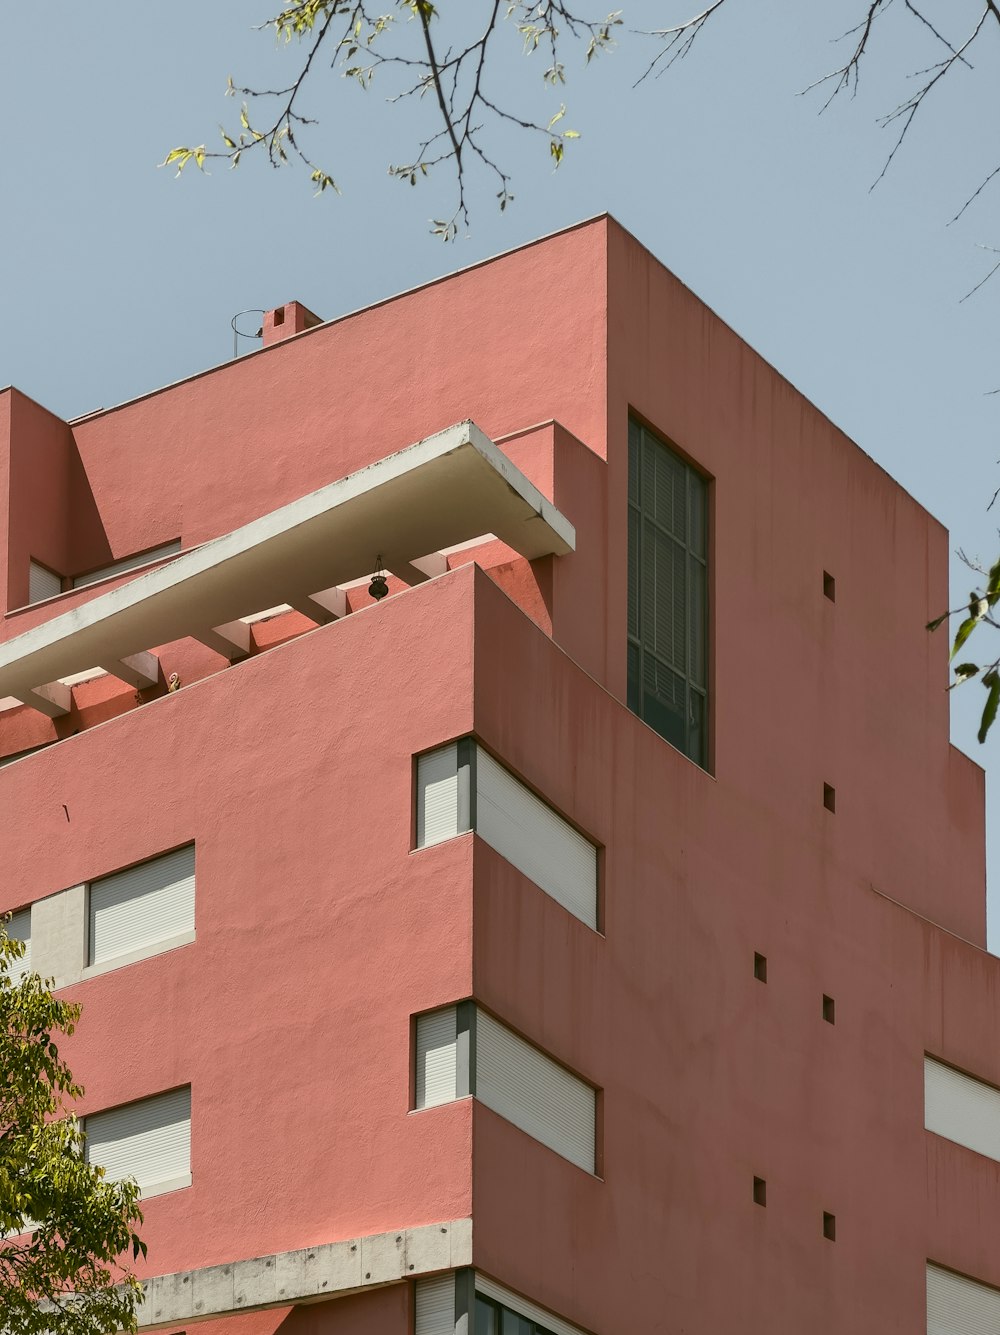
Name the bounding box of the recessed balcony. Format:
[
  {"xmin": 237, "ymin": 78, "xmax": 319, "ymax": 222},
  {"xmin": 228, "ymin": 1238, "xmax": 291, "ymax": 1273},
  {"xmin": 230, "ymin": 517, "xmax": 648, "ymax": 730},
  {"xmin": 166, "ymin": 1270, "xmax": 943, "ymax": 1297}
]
[{"xmin": 0, "ymin": 422, "xmax": 574, "ymax": 717}]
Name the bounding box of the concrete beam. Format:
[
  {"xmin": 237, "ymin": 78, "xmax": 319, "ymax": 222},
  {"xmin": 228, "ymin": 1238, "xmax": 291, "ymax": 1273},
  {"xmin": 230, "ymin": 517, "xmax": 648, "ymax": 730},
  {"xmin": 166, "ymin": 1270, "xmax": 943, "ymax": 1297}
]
[
  {"xmin": 192, "ymin": 621, "xmax": 252, "ymax": 662},
  {"xmin": 409, "ymin": 552, "xmax": 449, "ymax": 581},
  {"xmin": 287, "ymin": 587, "xmax": 347, "ymax": 626},
  {"xmin": 99, "ymin": 652, "xmax": 160, "ymax": 690},
  {"xmin": 137, "ymin": 1218, "xmax": 472, "ymax": 1329},
  {"xmin": 14, "ymin": 681, "xmax": 71, "ymax": 718},
  {"xmin": 287, "ymin": 596, "xmax": 335, "ymax": 626},
  {"xmin": 308, "ymin": 586, "xmax": 348, "ymax": 619}
]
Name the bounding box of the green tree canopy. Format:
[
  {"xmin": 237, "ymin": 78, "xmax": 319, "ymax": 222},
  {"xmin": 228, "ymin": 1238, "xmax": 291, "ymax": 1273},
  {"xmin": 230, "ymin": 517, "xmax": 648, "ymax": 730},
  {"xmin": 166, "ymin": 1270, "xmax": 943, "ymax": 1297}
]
[{"xmin": 0, "ymin": 922, "xmax": 145, "ymax": 1335}]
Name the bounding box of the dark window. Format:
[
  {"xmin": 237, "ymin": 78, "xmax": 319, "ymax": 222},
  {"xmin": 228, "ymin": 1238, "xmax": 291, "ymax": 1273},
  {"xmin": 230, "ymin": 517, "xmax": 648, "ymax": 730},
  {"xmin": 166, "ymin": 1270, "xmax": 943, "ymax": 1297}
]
[
  {"xmin": 475, "ymin": 1294, "xmax": 556, "ymax": 1335},
  {"xmin": 628, "ymin": 417, "xmax": 708, "ymax": 767}
]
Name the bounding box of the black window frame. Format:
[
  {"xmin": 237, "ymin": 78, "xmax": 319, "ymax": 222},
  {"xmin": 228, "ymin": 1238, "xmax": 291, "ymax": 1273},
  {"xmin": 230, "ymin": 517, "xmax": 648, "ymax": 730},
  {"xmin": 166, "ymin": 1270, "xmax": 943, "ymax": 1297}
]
[
  {"xmin": 474, "ymin": 1292, "xmax": 558, "ymax": 1335},
  {"xmin": 627, "ymin": 415, "xmax": 709, "ymax": 768}
]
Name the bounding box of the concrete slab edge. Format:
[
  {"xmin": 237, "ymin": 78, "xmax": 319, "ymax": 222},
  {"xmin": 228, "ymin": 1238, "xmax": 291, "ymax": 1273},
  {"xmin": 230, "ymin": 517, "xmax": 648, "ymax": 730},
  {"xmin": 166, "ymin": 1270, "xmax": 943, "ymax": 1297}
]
[{"xmin": 137, "ymin": 1217, "xmax": 472, "ymax": 1329}]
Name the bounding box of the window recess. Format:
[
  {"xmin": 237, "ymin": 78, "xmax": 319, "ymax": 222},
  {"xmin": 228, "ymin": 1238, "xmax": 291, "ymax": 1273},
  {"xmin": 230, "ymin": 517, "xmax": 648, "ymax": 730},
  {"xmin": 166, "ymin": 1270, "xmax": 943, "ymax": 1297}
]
[
  {"xmin": 415, "ymin": 741, "xmax": 599, "ymax": 930},
  {"xmin": 28, "ymin": 560, "xmax": 63, "ymax": 605},
  {"xmin": 72, "ymin": 540, "xmax": 181, "ymax": 590},
  {"xmin": 2, "ymin": 907, "xmax": 31, "ymax": 984},
  {"xmin": 84, "ymin": 1086, "xmax": 191, "ymax": 1199},
  {"xmin": 86, "ymin": 844, "xmax": 195, "ymax": 974},
  {"xmin": 627, "ymin": 417, "xmax": 709, "ymax": 768},
  {"xmin": 415, "ymin": 1270, "xmax": 586, "ymax": 1335},
  {"xmin": 414, "ymin": 1004, "xmax": 597, "ymax": 1173},
  {"xmin": 924, "ymin": 1055, "xmax": 1000, "ymax": 1164},
  {"xmin": 927, "ymin": 1263, "xmax": 1000, "ymax": 1335}
]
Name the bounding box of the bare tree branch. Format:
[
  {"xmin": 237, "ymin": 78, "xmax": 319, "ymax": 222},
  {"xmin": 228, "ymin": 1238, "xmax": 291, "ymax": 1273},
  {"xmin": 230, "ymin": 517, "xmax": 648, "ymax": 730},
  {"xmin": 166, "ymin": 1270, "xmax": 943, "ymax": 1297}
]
[{"xmin": 165, "ymin": 0, "xmax": 621, "ymax": 237}]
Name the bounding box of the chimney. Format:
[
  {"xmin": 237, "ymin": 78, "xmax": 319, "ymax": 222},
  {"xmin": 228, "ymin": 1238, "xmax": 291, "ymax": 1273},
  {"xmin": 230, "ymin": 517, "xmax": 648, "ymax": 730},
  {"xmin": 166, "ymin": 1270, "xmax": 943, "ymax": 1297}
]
[{"xmin": 262, "ymin": 301, "xmax": 323, "ymax": 347}]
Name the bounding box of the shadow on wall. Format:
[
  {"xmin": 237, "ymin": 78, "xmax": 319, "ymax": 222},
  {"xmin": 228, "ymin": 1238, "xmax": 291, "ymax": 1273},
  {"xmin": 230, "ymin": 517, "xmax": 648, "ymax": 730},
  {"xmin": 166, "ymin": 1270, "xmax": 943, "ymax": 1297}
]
[{"xmin": 4, "ymin": 389, "xmax": 110, "ymax": 613}]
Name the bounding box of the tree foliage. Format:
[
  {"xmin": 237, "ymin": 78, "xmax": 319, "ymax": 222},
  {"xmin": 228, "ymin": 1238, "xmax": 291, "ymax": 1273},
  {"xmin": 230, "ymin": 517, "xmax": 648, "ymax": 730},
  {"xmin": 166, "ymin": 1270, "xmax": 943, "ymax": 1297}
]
[
  {"xmin": 0, "ymin": 922, "xmax": 145, "ymax": 1335},
  {"xmin": 166, "ymin": 2, "xmax": 1000, "ymax": 242}
]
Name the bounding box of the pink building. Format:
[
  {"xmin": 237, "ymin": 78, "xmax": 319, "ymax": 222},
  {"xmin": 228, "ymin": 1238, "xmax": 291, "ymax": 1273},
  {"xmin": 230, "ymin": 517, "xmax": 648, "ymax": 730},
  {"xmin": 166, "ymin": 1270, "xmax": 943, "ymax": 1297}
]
[{"xmin": 0, "ymin": 216, "xmax": 995, "ymax": 1335}]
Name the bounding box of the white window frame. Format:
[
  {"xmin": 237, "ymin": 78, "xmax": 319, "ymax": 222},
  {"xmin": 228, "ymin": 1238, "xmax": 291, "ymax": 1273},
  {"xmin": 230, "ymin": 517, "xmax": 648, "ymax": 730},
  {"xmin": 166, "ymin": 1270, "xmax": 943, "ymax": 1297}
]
[
  {"xmin": 415, "ymin": 740, "xmax": 599, "ymax": 930},
  {"xmin": 415, "ymin": 1270, "xmax": 588, "ymax": 1335},
  {"xmin": 2, "ymin": 907, "xmax": 32, "ymax": 984},
  {"xmin": 927, "ymin": 1262, "xmax": 1000, "ymax": 1335},
  {"xmin": 84, "ymin": 1086, "xmax": 192, "ymax": 1200},
  {"xmin": 413, "ymin": 1004, "xmax": 597, "ymax": 1174},
  {"xmin": 925, "ymin": 1055, "xmax": 1000, "ymax": 1164},
  {"xmin": 84, "ymin": 844, "xmax": 195, "ymax": 978},
  {"xmin": 28, "ymin": 560, "xmax": 63, "ymax": 606},
  {"xmin": 71, "ymin": 541, "xmax": 182, "ymax": 590}
]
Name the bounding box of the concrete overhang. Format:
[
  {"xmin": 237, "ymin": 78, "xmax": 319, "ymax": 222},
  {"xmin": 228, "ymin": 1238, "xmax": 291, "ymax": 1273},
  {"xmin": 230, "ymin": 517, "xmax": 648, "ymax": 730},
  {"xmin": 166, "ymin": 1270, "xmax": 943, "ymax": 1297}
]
[{"xmin": 0, "ymin": 421, "xmax": 574, "ymax": 715}]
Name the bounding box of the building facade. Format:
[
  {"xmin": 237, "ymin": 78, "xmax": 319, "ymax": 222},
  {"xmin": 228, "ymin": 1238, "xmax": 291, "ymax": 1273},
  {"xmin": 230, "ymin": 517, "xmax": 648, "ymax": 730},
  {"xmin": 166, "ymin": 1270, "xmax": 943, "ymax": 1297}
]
[{"xmin": 0, "ymin": 216, "xmax": 995, "ymax": 1334}]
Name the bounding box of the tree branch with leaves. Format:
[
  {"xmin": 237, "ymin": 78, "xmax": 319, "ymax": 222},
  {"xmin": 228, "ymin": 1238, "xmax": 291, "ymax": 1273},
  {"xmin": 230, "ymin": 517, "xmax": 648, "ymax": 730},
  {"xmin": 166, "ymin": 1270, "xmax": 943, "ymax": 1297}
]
[
  {"xmin": 0, "ymin": 921, "xmax": 146, "ymax": 1335},
  {"xmin": 165, "ymin": 0, "xmax": 620, "ymax": 238},
  {"xmin": 167, "ymin": 1, "xmax": 1000, "ymax": 737}
]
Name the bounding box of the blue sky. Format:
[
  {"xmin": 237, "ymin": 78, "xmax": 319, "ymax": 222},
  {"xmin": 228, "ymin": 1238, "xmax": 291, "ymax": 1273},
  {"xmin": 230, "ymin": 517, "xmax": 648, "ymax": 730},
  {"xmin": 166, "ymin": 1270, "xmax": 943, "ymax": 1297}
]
[{"xmin": 2, "ymin": 2, "xmax": 999, "ymax": 935}]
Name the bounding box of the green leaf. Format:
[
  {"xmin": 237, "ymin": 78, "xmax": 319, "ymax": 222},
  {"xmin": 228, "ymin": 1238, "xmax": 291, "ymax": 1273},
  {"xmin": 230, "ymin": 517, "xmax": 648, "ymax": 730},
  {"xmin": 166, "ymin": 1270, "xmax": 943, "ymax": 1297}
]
[
  {"xmin": 949, "ymin": 663, "xmax": 980, "ymax": 689},
  {"xmin": 980, "ymin": 670, "xmax": 1000, "ymax": 742},
  {"xmin": 926, "ymin": 611, "xmax": 950, "ymax": 632},
  {"xmin": 988, "ymin": 558, "xmax": 1000, "ymax": 605},
  {"xmin": 0, "ymin": 918, "xmax": 145, "ymax": 1332},
  {"xmin": 951, "ymin": 615, "xmax": 981, "ymax": 660}
]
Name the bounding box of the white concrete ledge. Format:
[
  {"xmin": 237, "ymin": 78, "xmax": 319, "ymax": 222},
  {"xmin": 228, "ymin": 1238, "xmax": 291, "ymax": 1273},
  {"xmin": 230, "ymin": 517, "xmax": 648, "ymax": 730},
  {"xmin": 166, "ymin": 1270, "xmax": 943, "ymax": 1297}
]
[
  {"xmin": 137, "ymin": 1218, "xmax": 472, "ymax": 1328},
  {"xmin": 0, "ymin": 422, "xmax": 574, "ymax": 713},
  {"xmin": 80, "ymin": 930, "xmax": 196, "ymax": 982}
]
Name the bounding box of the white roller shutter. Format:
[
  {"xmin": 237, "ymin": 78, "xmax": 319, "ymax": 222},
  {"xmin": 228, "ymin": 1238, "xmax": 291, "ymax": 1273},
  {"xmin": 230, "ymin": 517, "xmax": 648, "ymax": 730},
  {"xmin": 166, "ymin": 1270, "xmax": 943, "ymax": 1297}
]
[
  {"xmin": 927, "ymin": 1263, "xmax": 1000, "ymax": 1335},
  {"xmin": 415, "ymin": 1273, "xmax": 456, "ymax": 1335},
  {"xmin": 925, "ymin": 1057, "xmax": 1000, "ymax": 1164},
  {"xmin": 475, "ymin": 749, "xmax": 597, "ymax": 930},
  {"xmin": 417, "ymin": 745, "xmax": 462, "ymax": 848},
  {"xmin": 85, "ymin": 1086, "xmax": 191, "ymax": 1196},
  {"xmin": 72, "ymin": 541, "xmax": 181, "ymax": 589},
  {"xmin": 88, "ymin": 845, "xmax": 195, "ymax": 967},
  {"xmin": 28, "ymin": 561, "xmax": 61, "ymax": 604},
  {"xmin": 3, "ymin": 908, "xmax": 31, "ymax": 984},
  {"xmin": 475, "ymin": 1011, "xmax": 595, "ymax": 1173},
  {"xmin": 416, "ymin": 1007, "xmax": 459, "ymax": 1109},
  {"xmin": 475, "ymin": 1274, "xmax": 586, "ymax": 1335}
]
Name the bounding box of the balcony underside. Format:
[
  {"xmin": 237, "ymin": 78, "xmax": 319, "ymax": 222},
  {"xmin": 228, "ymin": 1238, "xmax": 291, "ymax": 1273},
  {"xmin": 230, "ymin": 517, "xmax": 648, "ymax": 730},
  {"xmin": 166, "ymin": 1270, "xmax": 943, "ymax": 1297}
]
[{"xmin": 0, "ymin": 422, "xmax": 574, "ymax": 716}]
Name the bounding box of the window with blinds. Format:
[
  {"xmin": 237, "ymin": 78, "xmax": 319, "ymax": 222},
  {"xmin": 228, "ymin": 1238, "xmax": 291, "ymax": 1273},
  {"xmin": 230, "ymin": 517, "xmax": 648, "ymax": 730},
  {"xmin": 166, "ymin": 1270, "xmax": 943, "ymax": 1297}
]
[
  {"xmin": 927, "ymin": 1263, "xmax": 1000, "ymax": 1335},
  {"xmin": 28, "ymin": 560, "xmax": 62, "ymax": 605},
  {"xmin": 2, "ymin": 908, "xmax": 31, "ymax": 984},
  {"xmin": 87, "ymin": 845, "xmax": 195, "ymax": 972},
  {"xmin": 415, "ymin": 742, "xmax": 598, "ymax": 930},
  {"xmin": 72, "ymin": 540, "xmax": 181, "ymax": 589},
  {"xmin": 627, "ymin": 417, "xmax": 708, "ymax": 768},
  {"xmin": 413, "ymin": 1005, "xmax": 596, "ymax": 1173},
  {"xmin": 415, "ymin": 1006, "xmax": 461, "ymax": 1109},
  {"xmin": 415, "ymin": 1272, "xmax": 586, "ymax": 1335},
  {"xmin": 85, "ymin": 1086, "xmax": 191, "ymax": 1198},
  {"xmin": 924, "ymin": 1056, "xmax": 1000, "ymax": 1163}
]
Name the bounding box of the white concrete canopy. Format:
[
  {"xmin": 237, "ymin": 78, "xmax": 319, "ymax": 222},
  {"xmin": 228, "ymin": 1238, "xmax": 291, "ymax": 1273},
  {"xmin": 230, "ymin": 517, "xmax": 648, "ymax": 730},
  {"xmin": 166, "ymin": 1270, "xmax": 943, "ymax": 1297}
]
[{"xmin": 0, "ymin": 422, "xmax": 574, "ymax": 715}]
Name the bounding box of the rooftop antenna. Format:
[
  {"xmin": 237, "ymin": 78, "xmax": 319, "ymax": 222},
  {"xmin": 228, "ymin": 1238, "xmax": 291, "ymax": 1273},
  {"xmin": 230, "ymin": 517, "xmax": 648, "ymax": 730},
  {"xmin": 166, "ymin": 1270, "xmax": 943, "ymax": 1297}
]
[{"xmin": 231, "ymin": 309, "xmax": 265, "ymax": 360}]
